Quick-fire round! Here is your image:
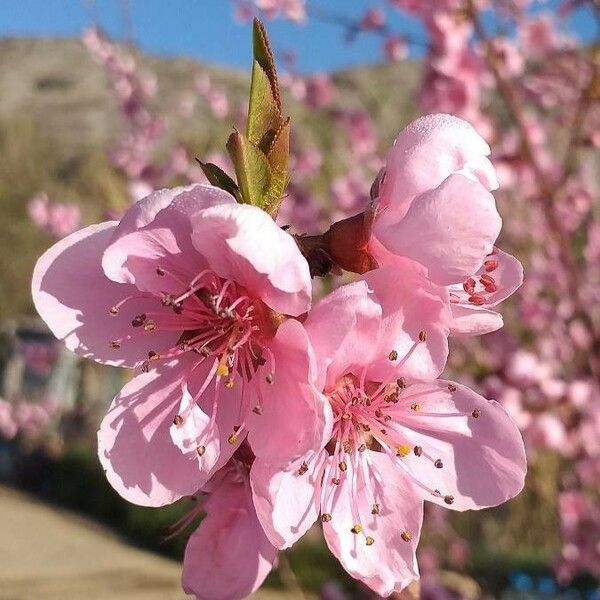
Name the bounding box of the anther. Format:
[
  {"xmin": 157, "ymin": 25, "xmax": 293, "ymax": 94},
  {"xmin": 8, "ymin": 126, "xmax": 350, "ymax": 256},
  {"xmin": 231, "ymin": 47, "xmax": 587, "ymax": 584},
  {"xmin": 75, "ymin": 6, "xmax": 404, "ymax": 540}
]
[
  {"xmin": 375, "ymin": 409, "xmax": 383, "ymax": 418},
  {"xmin": 388, "ymin": 350, "xmax": 398, "ymax": 361},
  {"xmin": 227, "ymin": 433, "xmax": 238, "ymax": 444},
  {"xmin": 401, "ymin": 530, "xmax": 412, "ymax": 542},
  {"xmin": 265, "ymin": 373, "xmax": 274, "ymax": 384},
  {"xmin": 109, "ymin": 306, "xmax": 119, "ymax": 316},
  {"xmin": 447, "ymin": 383, "xmax": 457, "ymax": 392},
  {"xmin": 434, "ymin": 459, "xmax": 444, "ymax": 469},
  {"xmin": 173, "ymin": 415, "xmax": 184, "ymax": 426},
  {"xmin": 463, "ymin": 277, "xmax": 476, "ymax": 294},
  {"xmin": 484, "ymin": 260, "xmax": 498, "ymax": 272},
  {"xmin": 365, "ymin": 536, "xmax": 375, "ymax": 546},
  {"xmin": 321, "ymin": 513, "xmax": 332, "ymax": 523},
  {"xmin": 252, "ymin": 405, "xmax": 263, "ymax": 415},
  {"xmin": 110, "ymin": 340, "xmax": 121, "ymax": 349},
  {"xmin": 396, "ymin": 444, "xmax": 411, "ymax": 457},
  {"xmin": 196, "ymin": 445, "xmax": 206, "ymax": 456},
  {"xmin": 216, "ymin": 363, "xmax": 229, "ymax": 377},
  {"xmin": 143, "ymin": 320, "xmax": 156, "ymax": 331},
  {"xmin": 331, "ymin": 477, "xmax": 340, "ymax": 486},
  {"xmin": 444, "ymin": 495, "xmax": 455, "ymax": 505},
  {"xmin": 298, "ymin": 462, "xmax": 309, "ymax": 475},
  {"xmin": 156, "ymin": 266, "xmax": 165, "ymax": 276},
  {"xmin": 351, "ymin": 523, "xmax": 363, "ymax": 534},
  {"xmin": 371, "ymin": 503, "xmax": 380, "ymax": 515},
  {"xmin": 148, "ymin": 350, "xmax": 160, "ymax": 360},
  {"xmin": 358, "ymin": 444, "xmax": 367, "ymax": 453},
  {"xmin": 397, "ymin": 377, "xmax": 407, "ymax": 389},
  {"xmin": 225, "ymin": 379, "xmax": 235, "ymax": 388},
  {"xmin": 472, "ymin": 408, "xmax": 481, "ymax": 418},
  {"xmin": 418, "ymin": 330, "xmax": 427, "ymax": 342},
  {"xmin": 131, "ymin": 314, "xmax": 146, "ymax": 327},
  {"xmin": 411, "ymin": 403, "xmax": 420, "ymax": 411},
  {"xmin": 414, "ymin": 445, "xmax": 422, "ymax": 456},
  {"xmin": 468, "ymin": 294, "xmax": 486, "ymax": 305},
  {"xmin": 339, "ymin": 461, "xmax": 348, "ymax": 472}
]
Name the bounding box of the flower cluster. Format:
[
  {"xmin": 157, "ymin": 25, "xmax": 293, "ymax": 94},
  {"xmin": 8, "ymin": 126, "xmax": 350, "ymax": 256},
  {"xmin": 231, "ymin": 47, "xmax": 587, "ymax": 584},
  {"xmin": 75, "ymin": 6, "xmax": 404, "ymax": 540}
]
[{"xmin": 32, "ymin": 110, "xmax": 526, "ymax": 598}]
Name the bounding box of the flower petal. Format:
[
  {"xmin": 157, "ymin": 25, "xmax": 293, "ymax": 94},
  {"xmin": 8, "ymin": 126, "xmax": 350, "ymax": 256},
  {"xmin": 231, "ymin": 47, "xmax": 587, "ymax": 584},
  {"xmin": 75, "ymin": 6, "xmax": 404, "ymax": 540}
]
[
  {"xmin": 248, "ymin": 319, "xmax": 332, "ymax": 465},
  {"xmin": 322, "ymin": 452, "xmax": 423, "ymax": 597},
  {"xmin": 251, "ymin": 451, "xmax": 327, "ymax": 549},
  {"xmin": 361, "ymin": 266, "xmax": 451, "ymax": 381},
  {"xmin": 377, "ymin": 113, "xmax": 497, "ymax": 230},
  {"xmin": 375, "ymin": 173, "xmax": 502, "ymax": 286},
  {"xmin": 32, "ymin": 222, "xmax": 178, "ymax": 367},
  {"xmin": 103, "ymin": 184, "xmax": 233, "ymax": 288},
  {"xmin": 97, "ymin": 356, "xmax": 207, "ymax": 507},
  {"xmin": 182, "ymin": 472, "xmax": 278, "ymax": 600},
  {"xmin": 449, "ymin": 304, "xmax": 504, "ymax": 336},
  {"xmin": 304, "ymin": 280, "xmax": 382, "ymax": 390},
  {"xmin": 191, "ymin": 203, "xmax": 311, "ymax": 316},
  {"xmin": 385, "ymin": 380, "xmax": 527, "ymax": 510}
]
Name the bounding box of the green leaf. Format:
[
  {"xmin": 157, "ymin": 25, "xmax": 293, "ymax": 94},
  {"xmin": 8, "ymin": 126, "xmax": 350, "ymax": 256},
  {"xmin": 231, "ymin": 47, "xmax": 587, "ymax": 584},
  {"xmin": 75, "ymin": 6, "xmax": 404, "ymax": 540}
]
[
  {"xmin": 194, "ymin": 158, "xmax": 241, "ymax": 201},
  {"xmin": 247, "ymin": 60, "xmax": 281, "ymax": 149},
  {"xmin": 252, "ymin": 18, "xmax": 280, "ymax": 112},
  {"xmin": 226, "ymin": 130, "xmax": 271, "ymax": 206}
]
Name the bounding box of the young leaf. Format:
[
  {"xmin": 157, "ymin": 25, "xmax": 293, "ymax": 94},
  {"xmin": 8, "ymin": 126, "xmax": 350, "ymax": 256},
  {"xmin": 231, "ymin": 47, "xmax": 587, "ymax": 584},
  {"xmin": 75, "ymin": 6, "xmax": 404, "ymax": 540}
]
[
  {"xmin": 195, "ymin": 159, "xmax": 241, "ymax": 201},
  {"xmin": 247, "ymin": 59, "xmax": 281, "ymax": 148},
  {"xmin": 226, "ymin": 131, "xmax": 271, "ymax": 206}
]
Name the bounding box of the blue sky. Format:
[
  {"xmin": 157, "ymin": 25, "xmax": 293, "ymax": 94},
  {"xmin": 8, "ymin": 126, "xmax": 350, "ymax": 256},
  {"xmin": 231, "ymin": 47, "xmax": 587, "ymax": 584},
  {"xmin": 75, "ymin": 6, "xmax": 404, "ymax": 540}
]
[{"xmin": 0, "ymin": 1, "xmax": 596, "ymax": 73}]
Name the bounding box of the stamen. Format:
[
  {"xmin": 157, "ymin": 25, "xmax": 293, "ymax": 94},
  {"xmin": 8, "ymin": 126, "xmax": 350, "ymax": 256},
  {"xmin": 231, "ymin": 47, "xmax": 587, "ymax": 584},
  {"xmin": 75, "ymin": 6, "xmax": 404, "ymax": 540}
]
[
  {"xmin": 388, "ymin": 350, "xmax": 398, "ymax": 361},
  {"xmin": 418, "ymin": 330, "xmax": 427, "ymax": 342},
  {"xmin": 434, "ymin": 459, "xmax": 444, "ymax": 469},
  {"xmin": 401, "ymin": 530, "xmax": 412, "ymax": 542},
  {"xmin": 173, "ymin": 414, "xmax": 184, "ymax": 426},
  {"xmin": 321, "ymin": 513, "xmax": 332, "ymax": 523},
  {"xmin": 413, "ymin": 445, "xmax": 423, "ymax": 456},
  {"xmin": 365, "ymin": 536, "xmax": 375, "ymax": 546},
  {"xmin": 196, "ymin": 445, "xmax": 206, "ymax": 456},
  {"xmin": 351, "ymin": 523, "xmax": 363, "ymax": 534},
  {"xmin": 472, "ymin": 409, "xmax": 481, "ymax": 418},
  {"xmin": 447, "ymin": 383, "xmax": 457, "ymax": 392},
  {"xmin": 444, "ymin": 495, "xmax": 455, "ymax": 505}
]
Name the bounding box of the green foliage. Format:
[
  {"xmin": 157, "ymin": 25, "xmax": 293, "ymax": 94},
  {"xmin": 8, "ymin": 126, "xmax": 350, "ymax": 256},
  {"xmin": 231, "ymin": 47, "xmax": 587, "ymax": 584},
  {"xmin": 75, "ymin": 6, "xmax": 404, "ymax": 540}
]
[{"xmin": 223, "ymin": 19, "xmax": 291, "ymax": 216}]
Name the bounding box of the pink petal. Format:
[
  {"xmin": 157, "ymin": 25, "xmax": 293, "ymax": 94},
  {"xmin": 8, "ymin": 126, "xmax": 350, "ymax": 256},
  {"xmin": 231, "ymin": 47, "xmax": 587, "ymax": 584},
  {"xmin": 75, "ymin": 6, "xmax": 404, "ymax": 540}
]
[
  {"xmin": 98, "ymin": 356, "xmax": 208, "ymax": 507},
  {"xmin": 182, "ymin": 472, "xmax": 278, "ymax": 600},
  {"xmin": 304, "ymin": 280, "xmax": 382, "ymax": 390},
  {"xmin": 361, "ymin": 266, "xmax": 451, "ymax": 382},
  {"xmin": 449, "ymin": 304, "xmax": 504, "ymax": 336},
  {"xmin": 377, "ymin": 113, "xmax": 497, "ymax": 230},
  {"xmin": 248, "ymin": 319, "xmax": 332, "ymax": 465},
  {"xmin": 190, "ymin": 203, "xmax": 311, "ymax": 316},
  {"xmin": 374, "ymin": 174, "xmax": 502, "ymax": 286},
  {"xmin": 251, "ymin": 451, "xmax": 327, "ymax": 549},
  {"xmin": 170, "ymin": 386, "xmax": 220, "ymax": 475},
  {"xmin": 103, "ymin": 184, "xmax": 233, "ymax": 288},
  {"xmin": 322, "ymin": 452, "xmax": 423, "ymax": 596},
  {"xmin": 385, "ymin": 380, "xmax": 527, "ymax": 510},
  {"xmin": 32, "ymin": 222, "xmax": 179, "ymax": 367}
]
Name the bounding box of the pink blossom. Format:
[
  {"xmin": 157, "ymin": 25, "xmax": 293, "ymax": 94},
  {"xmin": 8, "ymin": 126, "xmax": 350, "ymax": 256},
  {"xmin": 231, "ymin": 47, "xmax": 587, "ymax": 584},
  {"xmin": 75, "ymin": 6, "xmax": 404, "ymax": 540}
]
[
  {"xmin": 28, "ymin": 193, "xmax": 81, "ymax": 238},
  {"xmin": 360, "ymin": 8, "xmax": 386, "ymax": 31},
  {"xmin": 250, "ymin": 271, "xmax": 526, "ymax": 595},
  {"xmin": 305, "ymin": 73, "xmax": 336, "ymax": 109},
  {"xmin": 32, "ymin": 184, "xmax": 328, "ymax": 506},
  {"xmin": 384, "ymin": 36, "xmax": 408, "ymax": 62},
  {"xmin": 253, "ymin": 0, "xmax": 306, "ymax": 23},
  {"xmin": 181, "ymin": 463, "xmax": 278, "ymax": 600},
  {"xmin": 369, "ymin": 114, "xmax": 522, "ymax": 336}
]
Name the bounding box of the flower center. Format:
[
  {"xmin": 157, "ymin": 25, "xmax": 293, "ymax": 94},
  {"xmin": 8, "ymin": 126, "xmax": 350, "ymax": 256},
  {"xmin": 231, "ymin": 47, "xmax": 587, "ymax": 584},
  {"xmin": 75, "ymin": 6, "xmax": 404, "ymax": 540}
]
[
  {"xmin": 108, "ymin": 266, "xmax": 277, "ymax": 442},
  {"xmin": 315, "ymin": 371, "xmax": 481, "ymax": 547}
]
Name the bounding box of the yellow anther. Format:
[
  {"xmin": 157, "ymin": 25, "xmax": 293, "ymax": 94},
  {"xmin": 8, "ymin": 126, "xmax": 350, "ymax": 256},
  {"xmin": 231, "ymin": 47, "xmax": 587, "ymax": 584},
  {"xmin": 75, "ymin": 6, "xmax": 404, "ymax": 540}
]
[
  {"xmin": 401, "ymin": 530, "xmax": 412, "ymax": 542},
  {"xmin": 410, "ymin": 403, "xmax": 420, "ymax": 411},
  {"xmin": 396, "ymin": 444, "xmax": 411, "ymax": 457},
  {"xmin": 365, "ymin": 536, "xmax": 375, "ymax": 546},
  {"xmin": 216, "ymin": 363, "xmax": 230, "ymax": 377},
  {"xmin": 196, "ymin": 445, "xmax": 206, "ymax": 456},
  {"xmin": 227, "ymin": 433, "xmax": 238, "ymax": 445},
  {"xmin": 350, "ymin": 523, "xmax": 363, "ymax": 534}
]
